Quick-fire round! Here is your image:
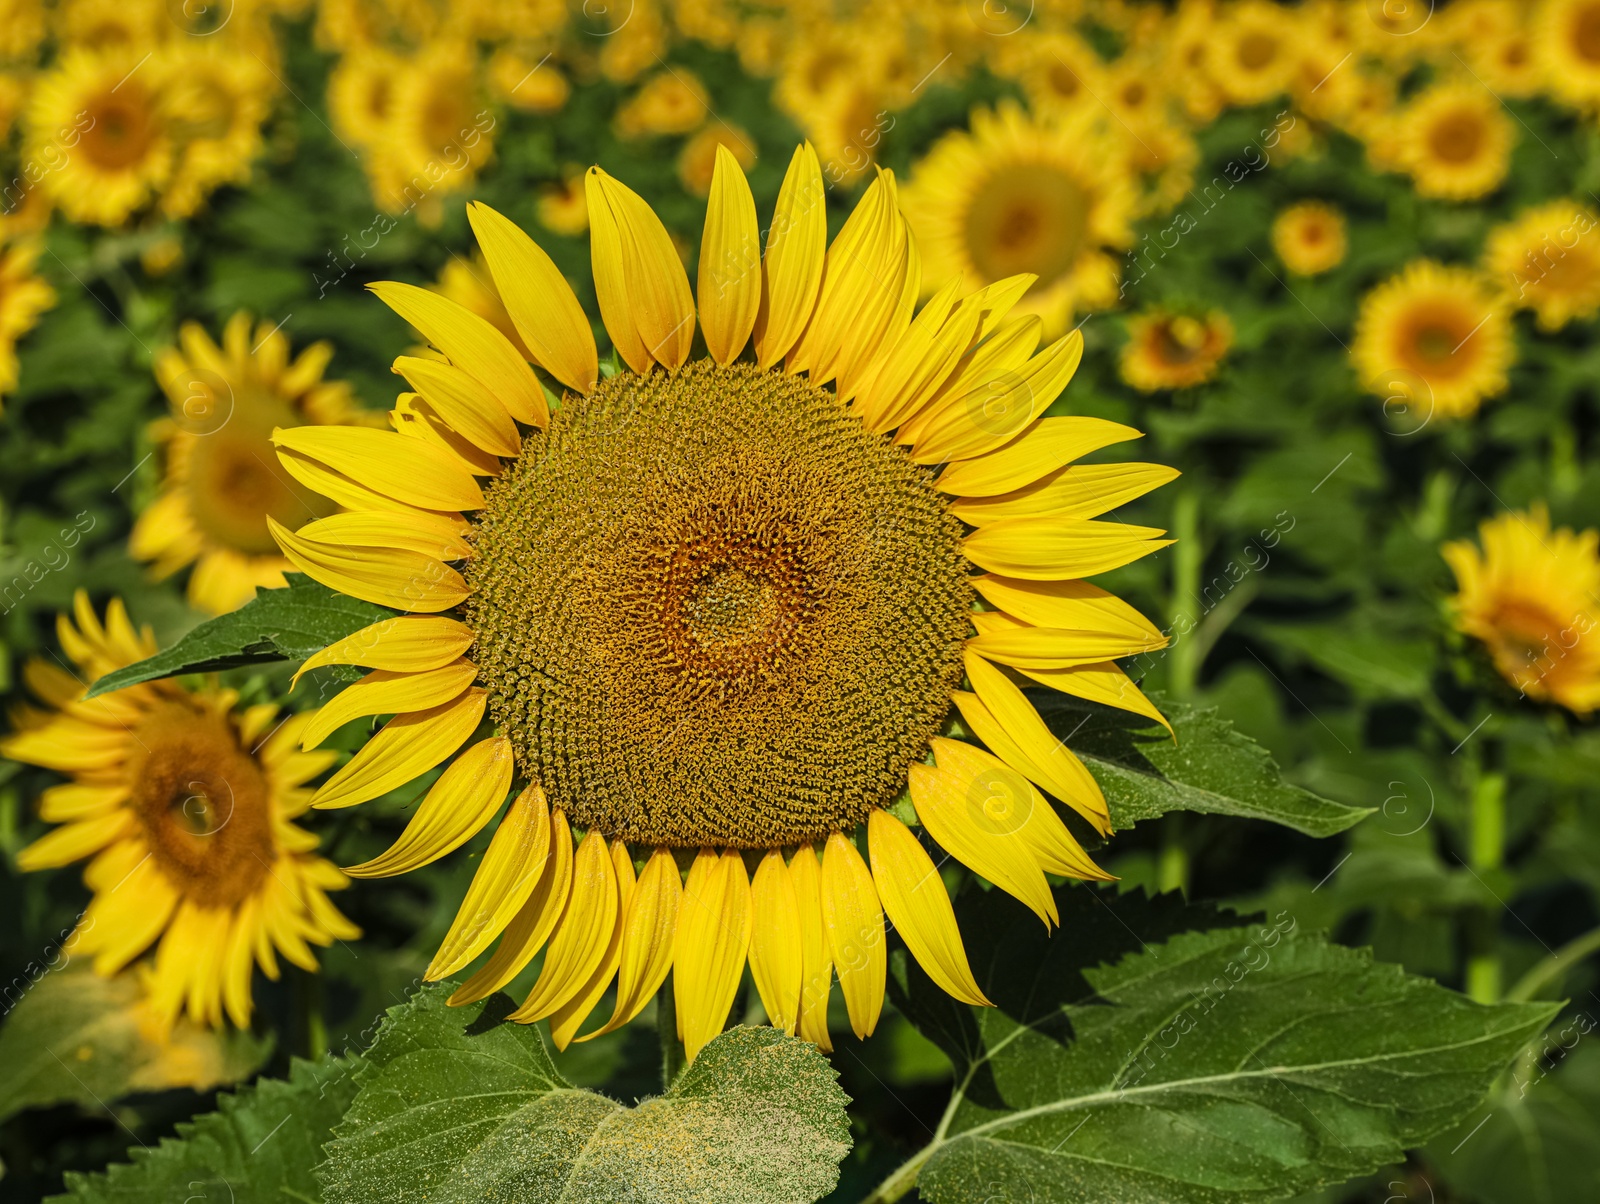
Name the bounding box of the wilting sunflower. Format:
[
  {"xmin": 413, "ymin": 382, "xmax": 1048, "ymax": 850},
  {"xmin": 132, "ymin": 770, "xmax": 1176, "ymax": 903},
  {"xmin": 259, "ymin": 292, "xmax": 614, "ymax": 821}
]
[
  {"xmin": 130, "ymin": 313, "xmax": 372, "ymax": 615},
  {"xmin": 1444, "ymin": 505, "xmax": 1600, "ymax": 714},
  {"xmin": 0, "ymin": 235, "xmax": 58, "ymax": 407},
  {"xmin": 1352, "ymin": 260, "xmax": 1512, "ymax": 422},
  {"xmin": 903, "ymin": 103, "xmax": 1135, "ymax": 337},
  {"xmin": 1392, "ymin": 81, "xmax": 1514, "ymax": 202},
  {"xmin": 25, "ymin": 48, "xmax": 172, "ymax": 227},
  {"xmin": 1272, "ymin": 200, "xmax": 1347, "ymax": 276},
  {"xmin": 1484, "ymin": 199, "xmax": 1600, "ymax": 331},
  {"xmin": 0, "ymin": 594, "xmax": 358, "ymax": 1028},
  {"xmin": 1537, "ymin": 0, "xmax": 1600, "ymax": 109},
  {"xmin": 268, "ymin": 144, "xmax": 1173, "ymax": 1060},
  {"xmin": 1120, "ymin": 307, "xmax": 1234, "ymax": 392}
]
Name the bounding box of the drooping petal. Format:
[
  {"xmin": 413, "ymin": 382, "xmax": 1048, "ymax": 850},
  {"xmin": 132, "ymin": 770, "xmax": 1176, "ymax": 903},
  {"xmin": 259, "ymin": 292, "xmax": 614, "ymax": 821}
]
[
  {"xmin": 293, "ymin": 616, "xmax": 477, "ymax": 689},
  {"xmin": 271, "ymin": 426, "xmax": 485, "ymax": 511},
  {"xmin": 427, "ymin": 782, "xmax": 552, "ymax": 980},
  {"xmin": 951, "ymin": 462, "xmax": 1183, "ymax": 525},
  {"xmin": 698, "ymin": 145, "xmax": 761, "ymax": 366},
  {"xmin": 512, "ymin": 829, "xmax": 620, "ymax": 1022},
  {"xmin": 549, "ymin": 841, "xmax": 636, "ymax": 1049},
  {"xmin": 587, "ymin": 168, "xmax": 696, "ymax": 372},
  {"xmin": 674, "ymin": 848, "xmax": 752, "ymax": 1062},
  {"xmin": 748, "ymin": 849, "xmax": 803, "ymax": 1035},
  {"xmin": 963, "ymin": 517, "xmax": 1172, "ymax": 581},
  {"xmin": 820, "ymin": 831, "xmax": 885, "ymax": 1041},
  {"xmin": 392, "ymin": 356, "xmax": 523, "ymax": 456},
  {"xmin": 788, "ymin": 844, "xmax": 833, "ymax": 1053},
  {"xmin": 936, "ymin": 417, "xmax": 1145, "ymax": 498},
  {"xmin": 450, "ymin": 810, "xmax": 574, "ymax": 1005},
  {"xmin": 268, "ymin": 518, "xmax": 470, "ymax": 613},
  {"xmin": 368, "ymin": 281, "xmax": 548, "ymax": 426},
  {"xmin": 297, "ymin": 511, "xmax": 473, "ymax": 563},
  {"xmin": 467, "ymin": 201, "xmax": 599, "ymax": 394},
  {"xmin": 866, "ymin": 810, "xmax": 989, "ymax": 1006},
  {"xmin": 754, "ymin": 143, "xmax": 827, "ymax": 370},
  {"xmin": 310, "ymin": 688, "xmax": 486, "ymax": 809},
  {"xmin": 1019, "ymin": 661, "xmax": 1173, "ymax": 736},
  {"xmin": 345, "ymin": 737, "xmax": 514, "ymax": 877},
  {"xmin": 299, "ymin": 659, "xmax": 478, "ymax": 750},
  {"xmin": 580, "ymin": 847, "xmax": 681, "ymax": 1040}
]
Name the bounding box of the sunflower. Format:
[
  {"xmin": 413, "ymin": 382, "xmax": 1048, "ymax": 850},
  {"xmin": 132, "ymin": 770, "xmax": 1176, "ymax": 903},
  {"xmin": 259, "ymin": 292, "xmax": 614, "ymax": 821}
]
[
  {"xmin": 615, "ymin": 69, "xmax": 709, "ymax": 139},
  {"xmin": 327, "ymin": 45, "xmax": 402, "ymax": 149},
  {"xmin": 159, "ymin": 41, "xmax": 275, "ymax": 219},
  {"xmin": 0, "ymin": 0, "xmax": 46, "ymax": 60},
  {"xmin": 1537, "ymin": 0, "xmax": 1600, "ymax": 109},
  {"xmin": 1003, "ymin": 31, "xmax": 1106, "ymax": 121},
  {"xmin": 369, "ymin": 43, "xmax": 492, "ymax": 219},
  {"xmin": 1444, "ymin": 506, "xmax": 1600, "ymax": 714},
  {"xmin": 1272, "ymin": 200, "xmax": 1347, "ymax": 276},
  {"xmin": 54, "ymin": 0, "xmax": 167, "ymax": 52},
  {"xmin": 1448, "ymin": 1, "xmax": 1541, "ymax": 98},
  {"xmin": 1392, "ymin": 81, "xmax": 1515, "ymax": 202},
  {"xmin": 25, "ymin": 48, "xmax": 172, "ymax": 227},
  {"xmin": 129, "ymin": 312, "xmax": 371, "ymax": 615},
  {"xmin": 678, "ymin": 124, "xmax": 757, "ymax": 197},
  {"xmin": 1122, "ymin": 116, "xmax": 1199, "ymax": 218},
  {"xmin": 1163, "ymin": 0, "xmax": 1228, "ymax": 124},
  {"xmin": 487, "ymin": 47, "xmax": 571, "ymax": 114},
  {"xmin": 1120, "ymin": 307, "xmax": 1234, "ymax": 391},
  {"xmin": 0, "ymin": 594, "xmax": 358, "ymax": 1029},
  {"xmin": 1212, "ymin": 0, "xmax": 1299, "ymax": 106},
  {"xmin": 0, "ymin": 235, "xmax": 57, "ymax": 407},
  {"xmin": 903, "ymin": 103, "xmax": 1136, "ymax": 338},
  {"xmin": 1484, "ymin": 199, "xmax": 1600, "ymax": 331},
  {"xmin": 1352, "ymin": 260, "xmax": 1513, "ymax": 422},
  {"xmin": 267, "ymin": 144, "xmax": 1174, "ymax": 1060}
]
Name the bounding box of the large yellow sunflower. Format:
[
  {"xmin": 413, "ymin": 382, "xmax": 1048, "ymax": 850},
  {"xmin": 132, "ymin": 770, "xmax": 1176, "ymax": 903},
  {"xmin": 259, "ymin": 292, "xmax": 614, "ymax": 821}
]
[
  {"xmin": 0, "ymin": 235, "xmax": 57, "ymax": 407},
  {"xmin": 1352, "ymin": 260, "xmax": 1512, "ymax": 422},
  {"xmin": 1484, "ymin": 199, "xmax": 1600, "ymax": 331},
  {"xmin": 1391, "ymin": 81, "xmax": 1515, "ymax": 202},
  {"xmin": 1537, "ymin": 0, "xmax": 1600, "ymax": 109},
  {"xmin": 130, "ymin": 312, "xmax": 372, "ymax": 615},
  {"xmin": 903, "ymin": 103, "xmax": 1136, "ymax": 338},
  {"xmin": 1, "ymin": 594, "xmax": 358, "ymax": 1029},
  {"xmin": 24, "ymin": 48, "xmax": 172, "ymax": 227},
  {"xmin": 267, "ymin": 144, "xmax": 1174, "ymax": 1060},
  {"xmin": 1444, "ymin": 505, "xmax": 1600, "ymax": 714},
  {"xmin": 1212, "ymin": 0, "xmax": 1299, "ymax": 106}
]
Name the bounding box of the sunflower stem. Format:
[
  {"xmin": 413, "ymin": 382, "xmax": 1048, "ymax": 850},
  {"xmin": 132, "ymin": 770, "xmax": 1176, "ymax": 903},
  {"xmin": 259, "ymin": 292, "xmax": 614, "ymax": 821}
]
[
  {"xmin": 1465, "ymin": 770, "xmax": 1505, "ymax": 1003},
  {"xmin": 294, "ymin": 967, "xmax": 327, "ymax": 1061},
  {"xmin": 1167, "ymin": 488, "xmax": 1203, "ymax": 700},
  {"xmin": 658, "ymin": 982, "xmax": 684, "ymax": 1091},
  {"xmin": 858, "ymin": 1143, "xmax": 935, "ymax": 1204},
  {"xmin": 1507, "ymin": 922, "xmax": 1600, "ymax": 1003}
]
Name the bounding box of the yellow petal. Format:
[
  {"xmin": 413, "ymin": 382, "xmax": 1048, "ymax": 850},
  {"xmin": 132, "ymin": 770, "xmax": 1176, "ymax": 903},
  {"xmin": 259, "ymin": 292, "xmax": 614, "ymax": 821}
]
[
  {"xmin": 467, "ymin": 201, "xmax": 598, "ymax": 394},
  {"xmin": 674, "ymin": 848, "xmax": 752, "ymax": 1062},
  {"xmin": 276, "ymin": 446, "xmax": 459, "ymax": 518},
  {"xmin": 268, "ymin": 517, "xmax": 469, "ymax": 613},
  {"xmin": 966, "ymin": 609, "xmax": 1162, "ymax": 669},
  {"xmin": 585, "ymin": 170, "xmax": 651, "ymax": 375},
  {"xmin": 856, "ymin": 279, "xmax": 981, "ymax": 435},
  {"xmin": 392, "ymin": 356, "xmax": 522, "ymax": 457},
  {"xmin": 748, "ymin": 849, "xmax": 803, "ymax": 1035},
  {"xmin": 299, "ymin": 659, "xmax": 478, "ymax": 750},
  {"xmin": 393, "ymin": 389, "xmax": 508, "ymax": 478},
  {"xmin": 820, "ymin": 831, "xmax": 885, "ymax": 1040},
  {"xmin": 297, "ymin": 511, "xmax": 473, "ymax": 563},
  {"xmin": 896, "ymin": 314, "xmax": 1042, "ymax": 448},
  {"xmin": 512, "ymin": 829, "xmax": 620, "ymax": 1022},
  {"xmin": 963, "ymin": 517, "xmax": 1172, "ymax": 581},
  {"xmin": 911, "ymin": 330, "xmax": 1084, "ymax": 465},
  {"xmin": 271, "ymin": 427, "xmax": 484, "ymax": 512},
  {"xmin": 971, "ymin": 576, "xmax": 1167, "ymax": 645},
  {"xmin": 788, "ymin": 844, "xmax": 833, "ymax": 1053},
  {"xmin": 450, "ymin": 809, "xmax": 574, "ymax": 1005},
  {"xmin": 549, "ymin": 841, "xmax": 636, "ymax": 1049},
  {"xmin": 908, "ymin": 751, "xmax": 1057, "ymax": 927},
  {"xmin": 1020, "ymin": 661, "xmax": 1173, "ymax": 736},
  {"xmin": 965, "ymin": 274, "xmax": 1039, "ymax": 340},
  {"xmin": 293, "ymin": 616, "xmax": 475, "ymax": 688},
  {"xmin": 580, "ymin": 847, "xmax": 681, "ymax": 1040},
  {"xmin": 698, "ymin": 145, "xmax": 761, "ymax": 366},
  {"xmin": 952, "ymin": 462, "xmax": 1183, "ymax": 525},
  {"xmin": 345, "ymin": 737, "xmax": 513, "ymax": 877},
  {"xmin": 310, "ymin": 688, "xmax": 486, "ymax": 809},
  {"xmin": 428, "ymin": 783, "xmax": 552, "ymax": 980},
  {"xmin": 937, "ymin": 417, "xmax": 1145, "ymax": 498},
  {"xmin": 369, "ymin": 280, "xmax": 548, "ymax": 426},
  {"xmin": 754, "ymin": 143, "xmax": 827, "ymax": 370},
  {"xmin": 867, "ymin": 809, "xmax": 989, "ymax": 1006},
  {"xmin": 587, "ymin": 168, "xmax": 696, "ymax": 372},
  {"xmin": 38, "ymin": 783, "xmax": 128, "ymax": 823},
  {"xmin": 837, "ymin": 217, "xmax": 920, "ymax": 403},
  {"xmin": 15, "ymin": 811, "xmax": 134, "ymax": 871}
]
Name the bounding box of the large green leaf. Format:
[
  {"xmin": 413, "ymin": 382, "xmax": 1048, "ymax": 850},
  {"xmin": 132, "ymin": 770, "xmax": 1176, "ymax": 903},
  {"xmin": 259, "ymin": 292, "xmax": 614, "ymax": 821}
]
[
  {"xmin": 883, "ymin": 884, "xmax": 1557, "ymax": 1204},
  {"xmin": 85, "ymin": 573, "xmax": 395, "ymax": 698},
  {"xmin": 317, "ymin": 986, "xmax": 852, "ymax": 1204},
  {"xmin": 50, "ymin": 1055, "xmax": 361, "ymax": 1203},
  {"xmin": 0, "ymin": 966, "xmax": 272, "ymax": 1123},
  {"xmin": 1035, "ymin": 692, "xmax": 1371, "ymax": 837}
]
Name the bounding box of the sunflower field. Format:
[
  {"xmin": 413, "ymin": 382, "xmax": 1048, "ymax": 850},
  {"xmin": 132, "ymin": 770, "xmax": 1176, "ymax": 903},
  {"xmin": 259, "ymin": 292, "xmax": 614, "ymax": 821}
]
[{"xmin": 3, "ymin": 0, "xmax": 1600, "ymax": 1201}]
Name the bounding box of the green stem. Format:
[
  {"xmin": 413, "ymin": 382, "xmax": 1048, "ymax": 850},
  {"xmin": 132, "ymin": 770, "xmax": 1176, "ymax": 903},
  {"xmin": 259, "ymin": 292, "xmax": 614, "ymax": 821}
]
[
  {"xmin": 1157, "ymin": 813, "xmax": 1190, "ymax": 896},
  {"xmin": 1167, "ymin": 489, "xmax": 1203, "ymax": 700},
  {"xmin": 1506, "ymin": 923, "xmax": 1600, "ymax": 1002},
  {"xmin": 1466, "ymin": 772, "xmax": 1506, "ymax": 1003},
  {"xmin": 858, "ymin": 1144, "xmax": 936, "ymax": 1204},
  {"xmin": 658, "ymin": 980, "xmax": 684, "ymax": 1092},
  {"xmin": 295, "ymin": 968, "xmax": 327, "ymax": 1061}
]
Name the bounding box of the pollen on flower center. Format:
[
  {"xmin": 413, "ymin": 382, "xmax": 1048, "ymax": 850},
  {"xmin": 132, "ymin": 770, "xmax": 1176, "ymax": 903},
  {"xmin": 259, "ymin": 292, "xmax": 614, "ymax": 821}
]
[{"xmin": 464, "ymin": 359, "xmax": 974, "ymax": 848}]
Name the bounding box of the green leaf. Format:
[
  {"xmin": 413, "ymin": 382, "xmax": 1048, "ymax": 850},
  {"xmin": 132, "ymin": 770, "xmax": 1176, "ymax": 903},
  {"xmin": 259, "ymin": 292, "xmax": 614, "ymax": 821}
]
[
  {"xmin": 85, "ymin": 574, "xmax": 394, "ymax": 698},
  {"xmin": 0, "ymin": 965, "xmax": 272, "ymax": 1123},
  {"xmin": 50, "ymin": 1054, "xmax": 361, "ymax": 1203},
  {"xmin": 1254, "ymin": 619, "xmax": 1435, "ymax": 702},
  {"xmin": 318, "ymin": 986, "xmax": 852, "ymax": 1204},
  {"xmin": 1035, "ymin": 692, "xmax": 1372, "ymax": 837},
  {"xmin": 885, "ymin": 884, "xmax": 1557, "ymax": 1204}
]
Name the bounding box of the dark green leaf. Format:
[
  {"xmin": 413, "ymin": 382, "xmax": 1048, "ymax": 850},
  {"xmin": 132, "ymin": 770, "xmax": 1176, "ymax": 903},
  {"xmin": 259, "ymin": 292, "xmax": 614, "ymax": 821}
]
[
  {"xmin": 887, "ymin": 884, "xmax": 1557, "ymax": 1204},
  {"xmin": 85, "ymin": 574, "xmax": 394, "ymax": 698},
  {"xmin": 318, "ymin": 985, "xmax": 851, "ymax": 1204},
  {"xmin": 49, "ymin": 1055, "xmax": 361, "ymax": 1203},
  {"xmin": 1036, "ymin": 692, "xmax": 1372, "ymax": 837}
]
